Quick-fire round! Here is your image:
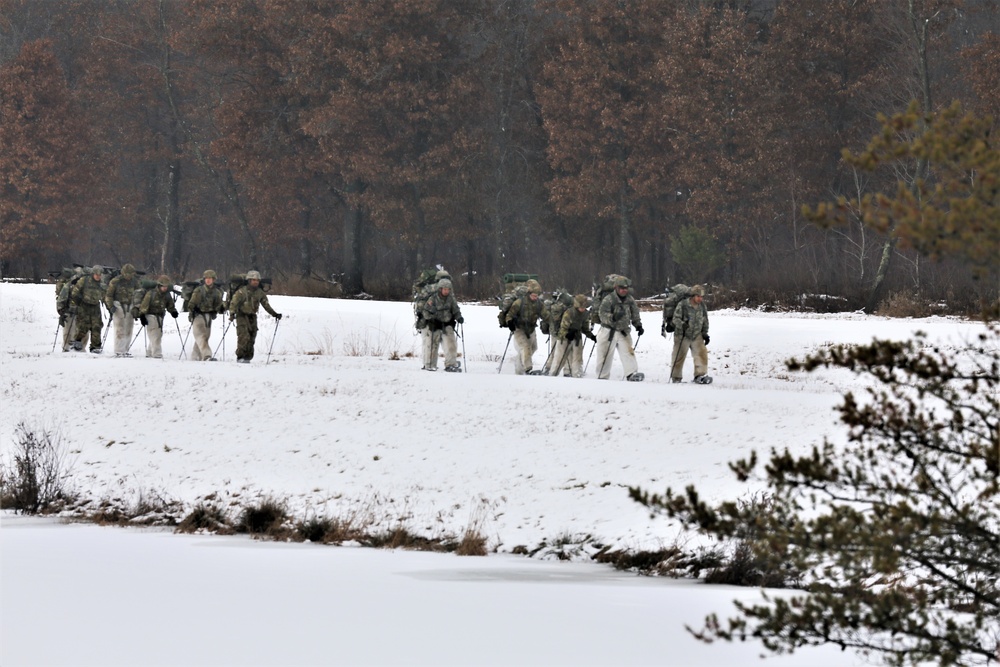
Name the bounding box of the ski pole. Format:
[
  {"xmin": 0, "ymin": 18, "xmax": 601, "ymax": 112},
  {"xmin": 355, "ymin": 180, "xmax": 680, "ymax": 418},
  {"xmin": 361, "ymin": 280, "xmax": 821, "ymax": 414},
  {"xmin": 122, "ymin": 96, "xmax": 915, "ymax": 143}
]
[
  {"xmin": 51, "ymin": 318, "xmax": 62, "ymax": 352},
  {"xmin": 265, "ymin": 317, "xmax": 281, "ymax": 365},
  {"xmin": 174, "ymin": 317, "xmax": 185, "ymax": 356},
  {"xmin": 497, "ymin": 330, "xmax": 513, "ymax": 374},
  {"xmin": 213, "ymin": 318, "xmax": 233, "ymax": 359},
  {"xmin": 127, "ymin": 322, "xmax": 144, "ymax": 353},
  {"xmin": 583, "ymin": 337, "xmax": 597, "ymax": 374},
  {"xmin": 459, "ymin": 322, "xmax": 467, "ymax": 373},
  {"xmin": 634, "ymin": 331, "xmax": 643, "ymax": 352},
  {"xmin": 178, "ymin": 320, "xmax": 192, "ymax": 359}
]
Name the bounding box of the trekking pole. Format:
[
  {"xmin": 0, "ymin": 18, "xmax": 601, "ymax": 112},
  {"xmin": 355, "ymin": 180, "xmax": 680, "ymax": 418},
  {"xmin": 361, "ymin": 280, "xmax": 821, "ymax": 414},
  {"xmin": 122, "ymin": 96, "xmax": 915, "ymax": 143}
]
[
  {"xmin": 101, "ymin": 305, "xmax": 112, "ymax": 348},
  {"xmin": 540, "ymin": 339, "xmax": 557, "ymax": 376},
  {"xmin": 497, "ymin": 330, "xmax": 513, "ymax": 374},
  {"xmin": 459, "ymin": 322, "xmax": 467, "ymax": 373},
  {"xmin": 51, "ymin": 320, "xmax": 62, "ymax": 352},
  {"xmin": 174, "ymin": 317, "xmax": 185, "ymax": 355},
  {"xmin": 583, "ymin": 337, "xmax": 597, "ymax": 374},
  {"xmin": 127, "ymin": 322, "xmax": 144, "ymax": 354},
  {"xmin": 178, "ymin": 320, "xmax": 192, "ymax": 360},
  {"xmin": 213, "ymin": 318, "xmax": 233, "ymax": 359},
  {"xmin": 622, "ymin": 331, "xmax": 643, "ymax": 381},
  {"xmin": 265, "ymin": 318, "xmax": 281, "ymax": 365}
]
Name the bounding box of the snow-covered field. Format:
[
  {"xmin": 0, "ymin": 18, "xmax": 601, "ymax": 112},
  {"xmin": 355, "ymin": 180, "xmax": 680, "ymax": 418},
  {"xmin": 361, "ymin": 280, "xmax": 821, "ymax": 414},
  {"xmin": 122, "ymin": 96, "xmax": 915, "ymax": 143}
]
[{"xmin": 0, "ymin": 282, "xmax": 985, "ymax": 666}]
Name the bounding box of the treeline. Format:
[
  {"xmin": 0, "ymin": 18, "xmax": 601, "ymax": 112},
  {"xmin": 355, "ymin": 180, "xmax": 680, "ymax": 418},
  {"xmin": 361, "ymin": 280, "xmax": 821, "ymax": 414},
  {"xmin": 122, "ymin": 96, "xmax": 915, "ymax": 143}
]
[{"xmin": 0, "ymin": 0, "xmax": 997, "ymax": 309}]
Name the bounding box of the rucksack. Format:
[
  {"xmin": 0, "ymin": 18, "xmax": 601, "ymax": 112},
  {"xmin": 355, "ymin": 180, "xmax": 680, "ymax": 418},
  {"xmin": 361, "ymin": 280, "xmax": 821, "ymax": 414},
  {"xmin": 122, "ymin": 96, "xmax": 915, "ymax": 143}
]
[
  {"xmin": 56, "ymin": 272, "xmax": 86, "ymax": 314},
  {"xmin": 130, "ymin": 279, "xmax": 161, "ymax": 319},
  {"xmin": 590, "ymin": 274, "xmax": 625, "ymax": 324},
  {"xmin": 661, "ymin": 283, "xmax": 693, "ymax": 331},
  {"xmin": 181, "ymin": 280, "xmax": 203, "ymax": 312},
  {"xmin": 412, "ymin": 268, "xmax": 451, "ymax": 329},
  {"xmin": 497, "ymin": 284, "xmax": 529, "ymax": 328},
  {"xmin": 542, "ymin": 289, "xmax": 574, "ymax": 335}
]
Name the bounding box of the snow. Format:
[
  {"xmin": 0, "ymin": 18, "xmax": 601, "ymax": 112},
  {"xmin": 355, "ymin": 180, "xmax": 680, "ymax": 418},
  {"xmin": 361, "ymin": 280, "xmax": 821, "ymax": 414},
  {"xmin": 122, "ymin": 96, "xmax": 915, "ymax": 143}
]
[{"xmin": 0, "ymin": 282, "xmax": 984, "ymax": 666}]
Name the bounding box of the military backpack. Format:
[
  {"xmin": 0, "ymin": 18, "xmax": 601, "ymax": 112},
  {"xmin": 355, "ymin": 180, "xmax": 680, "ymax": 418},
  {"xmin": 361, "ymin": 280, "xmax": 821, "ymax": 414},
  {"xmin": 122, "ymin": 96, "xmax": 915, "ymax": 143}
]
[{"xmin": 661, "ymin": 284, "xmax": 693, "ymax": 334}]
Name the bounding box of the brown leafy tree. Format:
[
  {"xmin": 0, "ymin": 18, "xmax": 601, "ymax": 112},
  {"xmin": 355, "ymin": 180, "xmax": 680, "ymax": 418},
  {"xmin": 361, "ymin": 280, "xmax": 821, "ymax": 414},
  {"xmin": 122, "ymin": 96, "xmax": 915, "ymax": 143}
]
[{"xmin": 0, "ymin": 39, "xmax": 96, "ymax": 279}]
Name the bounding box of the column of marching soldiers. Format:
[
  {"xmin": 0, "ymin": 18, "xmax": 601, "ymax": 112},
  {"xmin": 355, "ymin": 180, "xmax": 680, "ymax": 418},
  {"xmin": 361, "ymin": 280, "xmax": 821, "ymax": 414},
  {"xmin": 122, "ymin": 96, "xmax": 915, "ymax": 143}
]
[
  {"xmin": 51, "ymin": 264, "xmax": 711, "ymax": 383},
  {"xmin": 53, "ymin": 265, "xmax": 281, "ymax": 364}
]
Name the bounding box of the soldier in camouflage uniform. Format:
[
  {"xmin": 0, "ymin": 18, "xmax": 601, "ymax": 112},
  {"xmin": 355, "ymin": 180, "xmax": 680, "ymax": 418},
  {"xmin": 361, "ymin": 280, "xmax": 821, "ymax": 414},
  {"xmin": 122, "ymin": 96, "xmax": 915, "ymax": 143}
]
[
  {"xmin": 69, "ymin": 266, "xmax": 107, "ymax": 353},
  {"xmin": 549, "ymin": 294, "xmax": 597, "ymax": 378},
  {"xmin": 540, "ymin": 290, "xmax": 573, "ymax": 375},
  {"xmin": 670, "ymin": 284, "xmax": 710, "ymax": 383},
  {"xmin": 139, "ymin": 275, "xmax": 179, "ymax": 359},
  {"xmin": 504, "ymin": 278, "xmax": 544, "ymax": 375},
  {"xmin": 595, "ymin": 276, "xmax": 644, "ymax": 380},
  {"xmin": 420, "ymin": 278, "xmax": 464, "ymax": 371},
  {"xmin": 104, "ymin": 263, "xmax": 140, "ymax": 357},
  {"xmin": 229, "ymin": 270, "xmax": 282, "ymax": 363},
  {"xmin": 186, "ymin": 269, "xmax": 226, "ymax": 361},
  {"xmin": 55, "ymin": 267, "xmax": 83, "ymax": 352}
]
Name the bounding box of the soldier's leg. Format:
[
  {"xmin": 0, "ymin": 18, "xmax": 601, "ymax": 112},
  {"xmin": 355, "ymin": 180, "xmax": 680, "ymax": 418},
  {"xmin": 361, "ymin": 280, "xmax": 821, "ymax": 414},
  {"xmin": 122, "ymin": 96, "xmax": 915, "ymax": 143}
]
[
  {"xmin": 442, "ymin": 326, "xmax": 458, "ymax": 368},
  {"xmin": 670, "ymin": 336, "xmax": 690, "ymax": 381},
  {"xmin": 511, "ymin": 329, "xmax": 528, "ymax": 375},
  {"xmin": 63, "ymin": 317, "xmax": 77, "ymax": 351},
  {"xmin": 245, "ymin": 315, "xmax": 258, "ymax": 360},
  {"xmin": 235, "ymin": 316, "xmax": 250, "ymax": 360},
  {"xmin": 421, "ymin": 327, "xmax": 434, "ymax": 368},
  {"xmin": 147, "ymin": 316, "xmax": 164, "ymax": 358},
  {"xmin": 89, "ymin": 312, "xmax": 103, "ymax": 352},
  {"xmin": 548, "ymin": 338, "xmax": 568, "ymax": 376},
  {"xmin": 113, "ymin": 306, "xmax": 131, "ymax": 355},
  {"xmin": 569, "ymin": 339, "xmax": 585, "ymax": 378},
  {"xmin": 616, "ymin": 332, "xmax": 638, "ymax": 378},
  {"xmin": 596, "ymin": 328, "xmax": 616, "ymax": 379},
  {"xmin": 692, "ymin": 337, "xmax": 709, "ymax": 378},
  {"xmin": 191, "ymin": 315, "xmax": 211, "ymax": 361}
]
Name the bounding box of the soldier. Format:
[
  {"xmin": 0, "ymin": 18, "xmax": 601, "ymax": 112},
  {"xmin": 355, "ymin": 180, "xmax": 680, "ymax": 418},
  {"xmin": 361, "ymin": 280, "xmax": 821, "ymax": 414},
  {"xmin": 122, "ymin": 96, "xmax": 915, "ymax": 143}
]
[
  {"xmin": 420, "ymin": 278, "xmax": 464, "ymax": 372},
  {"xmin": 55, "ymin": 267, "xmax": 83, "ymax": 352},
  {"xmin": 549, "ymin": 294, "xmax": 597, "ymax": 378},
  {"xmin": 104, "ymin": 263, "xmax": 140, "ymax": 357},
  {"xmin": 504, "ymin": 278, "xmax": 544, "ymax": 375},
  {"xmin": 186, "ymin": 269, "xmax": 226, "ymax": 361},
  {"xmin": 229, "ymin": 270, "xmax": 282, "ymax": 363},
  {"xmin": 69, "ymin": 266, "xmax": 107, "ymax": 353},
  {"xmin": 595, "ymin": 275, "xmax": 644, "ymax": 381},
  {"xmin": 540, "ymin": 290, "xmax": 573, "ymax": 375},
  {"xmin": 670, "ymin": 284, "xmax": 711, "ymax": 384},
  {"xmin": 139, "ymin": 275, "xmax": 179, "ymax": 359}
]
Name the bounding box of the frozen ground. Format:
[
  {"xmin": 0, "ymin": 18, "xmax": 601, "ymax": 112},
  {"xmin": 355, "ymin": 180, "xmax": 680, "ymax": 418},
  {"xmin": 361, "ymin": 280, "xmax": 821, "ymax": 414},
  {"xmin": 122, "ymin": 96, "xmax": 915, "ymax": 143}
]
[{"xmin": 0, "ymin": 282, "xmax": 985, "ymax": 666}]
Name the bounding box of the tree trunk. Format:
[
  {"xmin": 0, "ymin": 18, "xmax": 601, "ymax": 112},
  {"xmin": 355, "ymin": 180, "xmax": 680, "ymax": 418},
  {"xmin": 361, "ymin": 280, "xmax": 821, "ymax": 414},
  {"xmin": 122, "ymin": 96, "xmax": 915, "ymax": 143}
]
[{"xmin": 341, "ymin": 183, "xmax": 364, "ymax": 294}]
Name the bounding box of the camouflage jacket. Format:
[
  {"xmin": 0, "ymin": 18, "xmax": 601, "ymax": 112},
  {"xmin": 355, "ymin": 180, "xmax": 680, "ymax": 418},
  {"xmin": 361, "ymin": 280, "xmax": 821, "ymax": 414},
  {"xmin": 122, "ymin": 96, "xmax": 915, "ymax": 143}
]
[
  {"xmin": 71, "ymin": 275, "xmax": 106, "ymax": 308},
  {"xmin": 140, "ymin": 287, "xmax": 178, "ymax": 317},
  {"xmin": 558, "ymin": 306, "xmax": 593, "ymax": 340},
  {"xmin": 543, "ymin": 300, "xmax": 570, "ymax": 336},
  {"xmin": 230, "ymin": 285, "xmax": 278, "ymax": 318},
  {"xmin": 506, "ymin": 295, "xmax": 544, "ymax": 332},
  {"xmin": 672, "ymin": 298, "xmax": 709, "ymax": 340},
  {"xmin": 105, "ymin": 274, "xmax": 140, "ymax": 311},
  {"xmin": 187, "ymin": 283, "xmax": 225, "ymax": 315},
  {"xmin": 421, "ymin": 291, "xmax": 461, "ymax": 327},
  {"xmin": 599, "ymin": 292, "xmax": 642, "ymax": 332}
]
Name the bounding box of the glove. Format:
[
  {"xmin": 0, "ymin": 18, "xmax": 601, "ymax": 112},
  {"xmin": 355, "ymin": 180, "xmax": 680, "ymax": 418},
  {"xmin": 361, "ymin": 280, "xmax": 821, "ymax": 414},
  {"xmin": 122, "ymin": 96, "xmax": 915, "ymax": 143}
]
[
  {"xmin": 585, "ymin": 330, "xmax": 597, "ymax": 342},
  {"xmin": 507, "ymin": 321, "xmax": 516, "ymax": 332},
  {"xmin": 59, "ymin": 312, "xmax": 68, "ymax": 327},
  {"xmin": 702, "ymin": 334, "xmax": 710, "ymax": 345},
  {"xmin": 275, "ymin": 313, "xmax": 283, "ymax": 320},
  {"xmin": 139, "ymin": 315, "xmax": 148, "ymax": 326},
  {"xmin": 170, "ymin": 310, "xmax": 179, "ymax": 319},
  {"xmin": 210, "ymin": 313, "xmax": 217, "ymax": 321},
  {"xmin": 665, "ymin": 322, "xmax": 675, "ymax": 333},
  {"xmin": 456, "ymin": 315, "xmax": 464, "ymax": 324},
  {"xmin": 447, "ymin": 319, "xmax": 457, "ymax": 329},
  {"xmin": 636, "ymin": 325, "xmax": 644, "ymax": 336},
  {"xmin": 229, "ymin": 314, "xmax": 235, "ymax": 322}
]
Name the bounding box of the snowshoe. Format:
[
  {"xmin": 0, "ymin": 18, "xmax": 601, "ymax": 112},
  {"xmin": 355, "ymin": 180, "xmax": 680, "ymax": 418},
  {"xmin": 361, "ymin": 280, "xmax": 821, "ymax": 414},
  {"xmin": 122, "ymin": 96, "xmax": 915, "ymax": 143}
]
[
  {"xmin": 72, "ymin": 341, "xmax": 83, "ymax": 352},
  {"xmin": 444, "ymin": 364, "xmax": 462, "ymax": 373},
  {"xmin": 237, "ymin": 358, "xmax": 250, "ymax": 364},
  {"xmin": 626, "ymin": 372, "xmax": 645, "ymax": 382},
  {"xmin": 693, "ymin": 375, "xmax": 713, "ymax": 385},
  {"xmin": 422, "ymin": 366, "xmax": 437, "ymax": 372},
  {"xmin": 527, "ymin": 369, "xmax": 545, "ymax": 376},
  {"xmin": 90, "ymin": 347, "xmax": 102, "ymax": 354}
]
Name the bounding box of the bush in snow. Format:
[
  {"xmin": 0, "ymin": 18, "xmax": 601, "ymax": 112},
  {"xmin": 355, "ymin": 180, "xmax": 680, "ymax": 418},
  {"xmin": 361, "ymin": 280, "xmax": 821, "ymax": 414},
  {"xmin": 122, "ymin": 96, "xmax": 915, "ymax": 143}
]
[{"xmin": 0, "ymin": 422, "xmax": 75, "ymax": 514}]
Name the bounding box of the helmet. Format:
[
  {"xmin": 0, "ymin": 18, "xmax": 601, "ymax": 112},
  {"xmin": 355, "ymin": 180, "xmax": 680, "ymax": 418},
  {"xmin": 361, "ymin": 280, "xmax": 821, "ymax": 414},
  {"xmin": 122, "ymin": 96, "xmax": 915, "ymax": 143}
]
[
  {"xmin": 435, "ymin": 270, "xmax": 451, "ymax": 281},
  {"xmin": 157, "ymin": 275, "xmax": 171, "ymax": 287},
  {"xmin": 614, "ymin": 276, "xmax": 631, "ymax": 289},
  {"xmin": 203, "ymin": 269, "xmax": 217, "ymax": 279},
  {"xmin": 91, "ymin": 265, "xmax": 103, "ymax": 275},
  {"xmin": 246, "ymin": 270, "xmax": 261, "ymax": 281},
  {"xmin": 121, "ymin": 263, "xmax": 136, "ymax": 278},
  {"xmin": 691, "ymin": 284, "xmax": 705, "ymax": 297},
  {"xmin": 438, "ymin": 278, "xmax": 453, "ymax": 291},
  {"xmin": 525, "ymin": 279, "xmax": 542, "ymax": 295},
  {"xmin": 573, "ymin": 294, "xmax": 590, "ymax": 309}
]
